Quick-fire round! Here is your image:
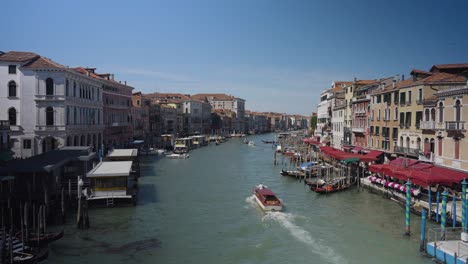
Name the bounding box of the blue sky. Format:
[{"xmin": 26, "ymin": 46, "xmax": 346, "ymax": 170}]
[{"xmin": 2, "ymin": 0, "xmax": 468, "ymax": 115}]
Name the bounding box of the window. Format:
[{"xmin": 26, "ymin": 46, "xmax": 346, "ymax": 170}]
[
  {"xmin": 400, "ymin": 112, "xmax": 405, "ymax": 126},
  {"xmin": 455, "ymin": 100, "xmax": 461, "ymax": 122},
  {"xmin": 8, "ymin": 108, "xmax": 17, "ymax": 126},
  {"xmin": 418, "ymin": 89, "xmax": 422, "ymax": 102},
  {"xmin": 405, "ymin": 112, "xmax": 412, "ymax": 127},
  {"xmin": 438, "ymin": 102, "xmax": 444, "ymax": 122},
  {"xmin": 375, "ymin": 126, "xmax": 380, "ymax": 135},
  {"xmin": 408, "ymin": 91, "xmax": 412, "ymax": 104},
  {"xmin": 46, "ymin": 107, "xmax": 54, "ymax": 126},
  {"xmin": 395, "ymin": 107, "xmax": 398, "ymax": 120},
  {"xmin": 66, "ymin": 79, "xmax": 69, "ymax": 96},
  {"xmin": 431, "ymin": 109, "xmax": 435, "ymax": 121},
  {"xmin": 455, "ymin": 139, "xmax": 460, "ymax": 159},
  {"xmin": 438, "ymin": 138, "xmax": 442, "ymax": 156},
  {"xmin": 23, "ymin": 139, "xmax": 31, "ymax": 149},
  {"xmin": 425, "ymin": 109, "xmax": 430, "ymax": 121},
  {"xmin": 46, "ymin": 78, "xmax": 54, "ymax": 95},
  {"xmin": 8, "ymin": 65, "xmax": 16, "ymax": 74},
  {"xmin": 8, "ymin": 81, "xmax": 17, "ymax": 97},
  {"xmin": 73, "ymin": 81, "xmax": 77, "ymax": 97}
]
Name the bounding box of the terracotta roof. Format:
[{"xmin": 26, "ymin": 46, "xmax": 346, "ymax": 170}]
[
  {"xmin": 354, "ymin": 80, "xmax": 377, "ymax": 85},
  {"xmin": 410, "ymin": 69, "xmax": 433, "ymax": 76},
  {"xmin": 192, "ymin": 93, "xmax": 236, "ymax": 101},
  {"xmin": 73, "ymin": 67, "xmax": 102, "ymax": 79},
  {"xmin": 430, "ymin": 63, "xmax": 468, "ymax": 71},
  {"xmin": 0, "ymin": 51, "xmax": 39, "ymax": 62},
  {"xmin": 22, "ymin": 56, "xmax": 66, "ymax": 69},
  {"xmin": 398, "ymin": 72, "xmax": 465, "ymax": 89}
]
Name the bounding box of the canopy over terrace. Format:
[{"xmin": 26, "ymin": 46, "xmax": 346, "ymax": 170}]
[
  {"xmin": 319, "ymin": 146, "xmax": 377, "ymax": 163},
  {"xmin": 369, "ymin": 158, "xmax": 468, "ymax": 187},
  {"xmin": 303, "ymin": 138, "xmax": 320, "ymax": 145}
]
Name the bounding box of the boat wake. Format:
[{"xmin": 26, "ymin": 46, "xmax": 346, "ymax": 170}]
[
  {"xmin": 244, "ymin": 195, "xmax": 257, "ymax": 209},
  {"xmin": 262, "ymin": 212, "xmax": 346, "ymax": 264}
]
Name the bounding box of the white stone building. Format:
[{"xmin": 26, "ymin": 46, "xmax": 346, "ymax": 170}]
[
  {"xmin": 331, "ymin": 95, "xmax": 346, "ymax": 149},
  {"xmin": 0, "ymin": 51, "xmax": 104, "ymax": 158}
]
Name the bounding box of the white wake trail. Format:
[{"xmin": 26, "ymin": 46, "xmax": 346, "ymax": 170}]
[{"xmin": 262, "ymin": 212, "xmax": 346, "ymax": 264}]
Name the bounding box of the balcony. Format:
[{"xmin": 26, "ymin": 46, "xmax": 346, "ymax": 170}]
[
  {"xmin": 352, "ymin": 127, "xmax": 366, "ymax": 133},
  {"xmin": 420, "ymin": 121, "xmax": 435, "ymax": 130},
  {"xmin": 445, "ymin": 121, "xmax": 466, "ymax": 131},
  {"xmin": 35, "ymin": 125, "xmax": 66, "ymax": 131},
  {"xmin": 394, "ymin": 146, "xmax": 420, "ymax": 156},
  {"xmin": 35, "ymin": 94, "xmax": 65, "ymax": 101},
  {"xmin": 435, "ymin": 122, "xmax": 445, "ymax": 130},
  {"xmin": 0, "ymin": 120, "xmax": 10, "ymax": 131},
  {"xmin": 418, "ymin": 152, "xmax": 434, "ymax": 163}
]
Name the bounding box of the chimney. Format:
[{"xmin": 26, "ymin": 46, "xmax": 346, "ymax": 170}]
[
  {"xmin": 402, "ymin": 74, "xmax": 405, "ymax": 81},
  {"xmin": 354, "ymin": 77, "xmax": 357, "ymax": 82},
  {"xmin": 111, "ymin": 74, "xmax": 114, "ymax": 80},
  {"xmin": 124, "ymin": 81, "xmax": 127, "ymax": 85},
  {"xmin": 392, "ymin": 79, "xmax": 396, "ymax": 88},
  {"xmin": 84, "ymin": 67, "xmax": 96, "ymax": 74},
  {"xmin": 86, "ymin": 71, "xmax": 89, "ymax": 76}
]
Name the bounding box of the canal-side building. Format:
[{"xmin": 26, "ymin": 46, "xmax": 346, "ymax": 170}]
[
  {"xmin": 397, "ymin": 71, "xmax": 465, "ymax": 159},
  {"xmin": 74, "ymin": 68, "xmax": 134, "ymax": 148},
  {"xmin": 192, "ymin": 94, "xmax": 246, "ymax": 133},
  {"xmin": 132, "ymin": 92, "xmax": 150, "ymax": 141},
  {"xmin": 0, "ymin": 51, "xmax": 104, "ymax": 158},
  {"xmin": 331, "ymin": 92, "xmax": 345, "ymax": 149},
  {"xmin": 432, "ymin": 81, "xmax": 468, "ymax": 171},
  {"xmin": 315, "ymin": 88, "xmax": 333, "ymax": 144}
]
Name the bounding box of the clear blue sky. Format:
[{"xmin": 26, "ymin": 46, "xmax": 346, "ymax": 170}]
[{"xmin": 2, "ymin": 0, "xmax": 468, "ymax": 115}]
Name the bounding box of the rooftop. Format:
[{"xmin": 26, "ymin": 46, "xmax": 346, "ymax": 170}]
[
  {"xmin": 87, "ymin": 161, "xmax": 133, "ymax": 178},
  {"xmin": 107, "ymin": 149, "xmax": 138, "ymax": 158}
]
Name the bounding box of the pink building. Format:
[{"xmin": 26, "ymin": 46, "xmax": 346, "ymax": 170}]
[{"xmin": 74, "ymin": 68, "xmax": 133, "ymax": 148}]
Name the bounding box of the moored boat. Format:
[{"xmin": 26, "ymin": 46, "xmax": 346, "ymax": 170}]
[
  {"xmin": 248, "ymin": 141, "xmax": 255, "ymax": 147},
  {"xmin": 253, "ymin": 184, "xmax": 283, "ymax": 211},
  {"xmin": 166, "ymin": 153, "xmax": 190, "ymax": 159}
]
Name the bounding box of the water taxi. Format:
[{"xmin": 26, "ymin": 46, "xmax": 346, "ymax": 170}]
[{"xmin": 253, "ymin": 184, "xmax": 283, "ymax": 211}]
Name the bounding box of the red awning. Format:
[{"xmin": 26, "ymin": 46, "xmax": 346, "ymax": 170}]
[
  {"xmin": 351, "ymin": 146, "xmax": 362, "ymax": 153},
  {"xmin": 303, "ymin": 138, "xmax": 320, "ymax": 145},
  {"xmin": 365, "ymin": 150, "xmax": 383, "ymax": 159}
]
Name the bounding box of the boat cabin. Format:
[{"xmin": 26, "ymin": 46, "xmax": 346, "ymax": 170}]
[
  {"xmin": 190, "ymin": 135, "xmax": 207, "ymax": 148},
  {"xmin": 174, "ymin": 138, "xmax": 191, "ymax": 153},
  {"xmin": 161, "ymin": 134, "xmax": 174, "ymax": 149},
  {"xmin": 86, "ymin": 161, "xmax": 137, "ymax": 206}
]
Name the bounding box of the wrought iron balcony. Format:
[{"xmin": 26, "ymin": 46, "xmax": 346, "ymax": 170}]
[
  {"xmin": 394, "ymin": 146, "xmax": 420, "ymax": 156},
  {"xmin": 0, "ymin": 120, "xmax": 10, "ymax": 131},
  {"xmin": 445, "ymin": 121, "xmax": 466, "ymax": 131},
  {"xmin": 420, "ymin": 121, "xmax": 435, "ymax": 130}
]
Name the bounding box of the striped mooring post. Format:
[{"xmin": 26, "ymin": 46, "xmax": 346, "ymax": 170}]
[
  {"xmin": 453, "ymin": 194, "xmax": 457, "ymax": 228},
  {"xmin": 462, "ymin": 179, "xmax": 467, "ymax": 231},
  {"xmin": 436, "ymin": 191, "xmax": 440, "ymax": 223},
  {"xmin": 441, "ymin": 190, "xmax": 448, "ymax": 236},
  {"xmin": 428, "ymin": 189, "xmax": 432, "ymax": 221},
  {"xmin": 405, "ymin": 180, "xmax": 411, "ymax": 236},
  {"xmin": 420, "ymin": 208, "xmax": 427, "ymax": 252}
]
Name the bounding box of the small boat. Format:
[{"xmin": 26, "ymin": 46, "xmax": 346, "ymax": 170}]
[
  {"xmin": 253, "ymin": 184, "xmax": 283, "ymax": 211},
  {"xmin": 248, "ymin": 141, "xmax": 255, "ymax": 147},
  {"xmin": 166, "ymin": 153, "xmax": 190, "ymax": 159},
  {"xmin": 215, "ymin": 140, "xmax": 220, "ymax": 145},
  {"xmin": 262, "ymin": 140, "xmax": 275, "ymax": 144},
  {"xmin": 280, "ymin": 169, "xmax": 303, "ymax": 177},
  {"xmin": 17, "ymin": 230, "xmax": 64, "ymax": 246},
  {"xmin": 311, "ymin": 184, "xmax": 350, "ymax": 194},
  {"xmin": 275, "ymin": 145, "xmax": 282, "ymax": 153}
]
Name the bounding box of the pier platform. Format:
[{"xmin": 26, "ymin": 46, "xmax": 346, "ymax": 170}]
[{"xmin": 426, "ymin": 228, "xmax": 468, "ymax": 264}]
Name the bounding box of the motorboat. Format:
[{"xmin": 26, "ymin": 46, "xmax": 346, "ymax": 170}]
[
  {"xmin": 253, "ymin": 184, "xmax": 283, "ymax": 211},
  {"xmin": 166, "ymin": 153, "xmax": 190, "ymax": 159},
  {"xmin": 248, "ymin": 141, "xmax": 255, "ymax": 147}
]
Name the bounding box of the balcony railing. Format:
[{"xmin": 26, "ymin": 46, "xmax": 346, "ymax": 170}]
[
  {"xmin": 0, "ymin": 120, "xmax": 10, "ymax": 131},
  {"xmin": 35, "ymin": 94, "xmax": 66, "ymax": 100},
  {"xmin": 420, "ymin": 120, "xmax": 435, "ymax": 130},
  {"xmin": 435, "ymin": 122, "xmax": 445, "ymax": 130},
  {"xmin": 418, "ymin": 152, "xmax": 434, "ymax": 163},
  {"xmin": 394, "ymin": 146, "xmax": 420, "ymax": 156},
  {"xmin": 352, "ymin": 127, "xmax": 366, "ymax": 133},
  {"xmin": 35, "ymin": 125, "xmax": 66, "ymax": 131},
  {"xmin": 446, "ymin": 121, "xmax": 466, "ymax": 131}
]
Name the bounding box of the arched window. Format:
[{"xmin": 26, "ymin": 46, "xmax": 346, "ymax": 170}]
[
  {"xmin": 431, "ymin": 108, "xmax": 435, "ymax": 121},
  {"xmin": 438, "ymin": 102, "xmax": 444, "ymax": 123},
  {"xmin": 416, "ymin": 137, "xmax": 421, "ymax": 150},
  {"xmin": 46, "ymin": 107, "xmax": 54, "ymax": 126},
  {"xmin": 46, "ymin": 78, "xmax": 54, "ymax": 95},
  {"xmin": 8, "ymin": 108, "xmax": 17, "ymax": 126},
  {"xmin": 455, "ymin": 100, "xmax": 461, "ymax": 122},
  {"xmin": 73, "ymin": 81, "xmax": 77, "ymax": 97},
  {"xmin": 8, "ymin": 81, "xmax": 17, "ymax": 97},
  {"xmin": 424, "ymin": 109, "xmax": 429, "ymax": 122},
  {"xmin": 406, "ymin": 137, "xmax": 410, "ymax": 149}
]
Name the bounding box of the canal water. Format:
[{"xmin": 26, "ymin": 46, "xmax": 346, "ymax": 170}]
[{"xmin": 49, "ymin": 133, "xmax": 435, "ymax": 264}]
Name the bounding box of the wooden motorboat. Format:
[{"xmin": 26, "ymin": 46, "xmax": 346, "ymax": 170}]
[{"xmin": 254, "ymin": 184, "xmax": 283, "ymax": 211}]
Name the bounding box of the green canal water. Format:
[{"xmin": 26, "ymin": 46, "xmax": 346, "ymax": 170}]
[{"xmin": 49, "ymin": 133, "xmax": 435, "ymax": 264}]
